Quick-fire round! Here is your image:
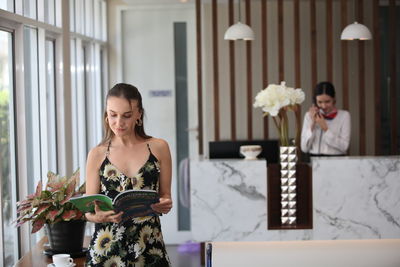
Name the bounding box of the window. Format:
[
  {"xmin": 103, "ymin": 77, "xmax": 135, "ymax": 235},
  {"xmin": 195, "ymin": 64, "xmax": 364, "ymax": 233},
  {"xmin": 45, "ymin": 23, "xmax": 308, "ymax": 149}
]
[
  {"xmin": 0, "ymin": 29, "xmax": 18, "ymax": 267},
  {"xmin": 23, "ymin": 0, "xmax": 37, "ymax": 19},
  {"xmin": 0, "ymin": 0, "xmax": 108, "ymax": 261},
  {"xmin": 71, "ymin": 39, "xmax": 89, "ymax": 177},
  {"xmin": 94, "ymin": 0, "xmax": 101, "ymax": 39},
  {"xmin": 44, "ymin": 0, "xmax": 56, "ymax": 25},
  {"xmin": 0, "ymin": 0, "xmax": 14, "ymax": 12},
  {"xmin": 23, "ymin": 26, "xmax": 43, "ymax": 246},
  {"xmin": 75, "ymin": 0, "xmax": 84, "ymax": 34},
  {"xmin": 69, "ymin": 0, "xmax": 75, "ymax": 32},
  {"xmin": 45, "ymin": 39, "xmax": 58, "ymax": 172},
  {"xmin": 101, "ymin": 0, "xmax": 107, "ymax": 41},
  {"xmin": 71, "ymin": 39, "xmax": 79, "ymax": 170},
  {"xmin": 85, "ymin": 0, "xmax": 93, "ymax": 37}
]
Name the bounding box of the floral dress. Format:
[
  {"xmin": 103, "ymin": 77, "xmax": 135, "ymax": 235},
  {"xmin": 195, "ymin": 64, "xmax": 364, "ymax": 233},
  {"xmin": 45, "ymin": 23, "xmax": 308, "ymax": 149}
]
[{"xmin": 86, "ymin": 144, "xmax": 171, "ymax": 267}]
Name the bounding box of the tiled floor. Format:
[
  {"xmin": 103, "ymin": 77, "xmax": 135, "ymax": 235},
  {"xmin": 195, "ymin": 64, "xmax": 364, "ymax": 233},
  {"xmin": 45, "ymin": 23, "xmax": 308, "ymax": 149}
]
[{"xmin": 166, "ymin": 245, "xmax": 202, "ymax": 267}]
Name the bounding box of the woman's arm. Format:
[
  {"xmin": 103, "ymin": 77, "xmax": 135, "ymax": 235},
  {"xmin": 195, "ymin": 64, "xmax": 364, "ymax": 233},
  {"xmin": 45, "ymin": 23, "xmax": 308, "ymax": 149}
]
[
  {"xmin": 301, "ymin": 111, "xmax": 317, "ymax": 153},
  {"xmin": 324, "ymin": 111, "xmax": 351, "ymax": 153},
  {"xmin": 85, "ymin": 148, "xmax": 102, "ymax": 195},
  {"xmin": 84, "ymin": 147, "xmax": 123, "ymax": 223},
  {"xmin": 151, "ymin": 139, "xmax": 173, "ymax": 215}
]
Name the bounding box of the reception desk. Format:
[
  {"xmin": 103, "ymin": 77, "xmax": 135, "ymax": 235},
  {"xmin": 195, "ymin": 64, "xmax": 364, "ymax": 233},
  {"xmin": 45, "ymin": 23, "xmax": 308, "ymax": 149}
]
[{"xmin": 190, "ymin": 156, "xmax": 400, "ymax": 241}]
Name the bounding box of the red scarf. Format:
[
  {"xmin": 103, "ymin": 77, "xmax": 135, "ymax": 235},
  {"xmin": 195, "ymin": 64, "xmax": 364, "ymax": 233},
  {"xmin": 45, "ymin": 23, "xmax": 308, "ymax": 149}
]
[{"xmin": 322, "ymin": 109, "xmax": 338, "ymax": 120}]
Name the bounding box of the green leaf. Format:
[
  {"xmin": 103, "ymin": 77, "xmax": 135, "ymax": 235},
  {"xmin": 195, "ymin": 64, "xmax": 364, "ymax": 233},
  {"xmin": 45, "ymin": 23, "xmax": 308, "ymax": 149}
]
[
  {"xmin": 61, "ymin": 210, "xmax": 82, "ymax": 221},
  {"xmin": 34, "ymin": 180, "xmax": 43, "ymax": 197},
  {"xmin": 17, "ymin": 203, "xmax": 32, "ymax": 213},
  {"xmin": 77, "ymin": 182, "xmax": 86, "ymax": 195},
  {"xmin": 46, "ymin": 209, "xmax": 59, "ymax": 222},
  {"xmin": 33, "ymin": 204, "xmax": 51, "ymax": 216},
  {"xmin": 31, "ymin": 219, "xmax": 45, "ymax": 233},
  {"xmin": 40, "ymin": 190, "xmax": 52, "ymax": 200},
  {"xmin": 46, "ymin": 171, "xmax": 58, "ymax": 188}
]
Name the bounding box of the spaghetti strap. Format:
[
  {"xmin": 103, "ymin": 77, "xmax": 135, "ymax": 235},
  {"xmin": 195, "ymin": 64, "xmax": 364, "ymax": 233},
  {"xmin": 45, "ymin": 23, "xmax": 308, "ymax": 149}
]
[
  {"xmin": 146, "ymin": 143, "xmax": 152, "ymax": 153},
  {"xmin": 106, "ymin": 140, "xmax": 111, "ymax": 156}
]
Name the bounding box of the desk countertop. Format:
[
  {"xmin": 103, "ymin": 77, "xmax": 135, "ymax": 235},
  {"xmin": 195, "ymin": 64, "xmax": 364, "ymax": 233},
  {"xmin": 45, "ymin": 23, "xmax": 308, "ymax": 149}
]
[{"xmin": 15, "ymin": 236, "xmax": 91, "ymax": 267}]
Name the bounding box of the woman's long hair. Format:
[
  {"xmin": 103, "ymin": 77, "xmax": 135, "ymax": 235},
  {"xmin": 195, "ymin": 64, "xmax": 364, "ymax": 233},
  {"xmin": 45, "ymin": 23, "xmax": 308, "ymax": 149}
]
[{"xmin": 100, "ymin": 83, "xmax": 151, "ymax": 146}]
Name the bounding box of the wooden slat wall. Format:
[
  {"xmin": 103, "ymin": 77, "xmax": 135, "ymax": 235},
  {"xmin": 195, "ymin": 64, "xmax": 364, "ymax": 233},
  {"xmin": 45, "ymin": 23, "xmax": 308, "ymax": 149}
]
[
  {"xmin": 341, "ymin": 0, "xmax": 349, "ymax": 110},
  {"xmin": 261, "ymin": 0, "xmax": 269, "ymax": 139},
  {"xmin": 212, "ymin": 0, "xmax": 220, "ymax": 141},
  {"xmin": 228, "ymin": 0, "xmax": 236, "ymax": 140},
  {"xmin": 310, "ymin": 0, "xmax": 317, "ymax": 87},
  {"xmin": 357, "ymin": 0, "xmax": 366, "ymax": 155},
  {"xmin": 373, "ymin": 0, "xmax": 381, "ymax": 155},
  {"xmin": 326, "ymin": 0, "xmax": 333, "ymax": 82},
  {"xmin": 389, "ymin": 0, "xmax": 397, "ymax": 154},
  {"xmin": 246, "ymin": 0, "xmax": 253, "ymax": 140},
  {"xmin": 199, "ymin": 0, "xmax": 397, "ymax": 156},
  {"xmin": 278, "ymin": 0, "xmax": 284, "ymax": 82},
  {"xmin": 294, "ymin": 0, "xmax": 301, "ymax": 146}
]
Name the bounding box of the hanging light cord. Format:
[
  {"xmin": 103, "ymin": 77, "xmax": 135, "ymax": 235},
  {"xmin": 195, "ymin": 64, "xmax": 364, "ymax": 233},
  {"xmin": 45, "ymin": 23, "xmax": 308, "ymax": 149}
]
[{"xmin": 238, "ymin": 0, "xmax": 241, "ymax": 22}]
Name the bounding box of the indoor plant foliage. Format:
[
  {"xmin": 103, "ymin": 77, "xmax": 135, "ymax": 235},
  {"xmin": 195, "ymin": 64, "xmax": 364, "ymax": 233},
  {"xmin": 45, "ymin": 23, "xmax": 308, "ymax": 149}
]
[
  {"xmin": 253, "ymin": 81, "xmax": 305, "ymax": 146},
  {"xmin": 15, "ymin": 169, "xmax": 85, "ymax": 233}
]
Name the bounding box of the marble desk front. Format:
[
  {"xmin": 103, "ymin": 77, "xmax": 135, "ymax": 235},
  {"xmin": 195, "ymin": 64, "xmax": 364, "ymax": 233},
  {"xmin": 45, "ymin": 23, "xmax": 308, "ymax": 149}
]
[{"xmin": 190, "ymin": 156, "xmax": 400, "ymax": 242}]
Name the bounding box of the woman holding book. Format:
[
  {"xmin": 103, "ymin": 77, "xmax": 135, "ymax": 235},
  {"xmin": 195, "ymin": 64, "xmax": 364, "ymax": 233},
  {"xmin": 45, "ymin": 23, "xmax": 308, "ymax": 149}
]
[{"xmin": 84, "ymin": 83, "xmax": 172, "ymax": 266}]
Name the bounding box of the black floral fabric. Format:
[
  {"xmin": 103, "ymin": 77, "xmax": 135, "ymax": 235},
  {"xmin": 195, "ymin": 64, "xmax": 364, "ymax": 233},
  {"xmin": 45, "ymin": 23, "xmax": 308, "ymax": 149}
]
[{"xmin": 86, "ymin": 149, "xmax": 171, "ymax": 267}]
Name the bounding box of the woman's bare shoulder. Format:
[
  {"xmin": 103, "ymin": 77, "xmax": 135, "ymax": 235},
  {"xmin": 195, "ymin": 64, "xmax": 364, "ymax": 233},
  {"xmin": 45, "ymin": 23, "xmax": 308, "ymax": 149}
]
[
  {"xmin": 87, "ymin": 145, "xmax": 108, "ymax": 164},
  {"xmin": 147, "ymin": 137, "xmax": 170, "ymax": 157},
  {"xmin": 148, "ymin": 137, "xmax": 168, "ymax": 145}
]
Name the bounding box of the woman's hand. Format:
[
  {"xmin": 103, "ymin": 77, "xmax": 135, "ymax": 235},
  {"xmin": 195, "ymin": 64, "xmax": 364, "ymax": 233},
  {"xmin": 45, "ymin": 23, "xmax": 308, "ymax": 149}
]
[
  {"xmin": 315, "ymin": 113, "xmax": 328, "ymax": 131},
  {"xmin": 308, "ymin": 105, "xmax": 319, "ymax": 130},
  {"xmin": 85, "ymin": 202, "xmax": 123, "ymax": 223},
  {"xmin": 308, "ymin": 105, "xmax": 319, "ymax": 121},
  {"xmin": 151, "ymin": 198, "xmax": 173, "ymax": 215}
]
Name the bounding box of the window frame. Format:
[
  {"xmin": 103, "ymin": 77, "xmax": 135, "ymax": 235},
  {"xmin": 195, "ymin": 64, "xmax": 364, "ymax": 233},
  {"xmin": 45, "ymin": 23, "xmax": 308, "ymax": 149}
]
[
  {"xmin": 0, "ymin": 8, "xmax": 64, "ymax": 259},
  {"xmin": 0, "ymin": 26, "xmax": 19, "ymax": 265}
]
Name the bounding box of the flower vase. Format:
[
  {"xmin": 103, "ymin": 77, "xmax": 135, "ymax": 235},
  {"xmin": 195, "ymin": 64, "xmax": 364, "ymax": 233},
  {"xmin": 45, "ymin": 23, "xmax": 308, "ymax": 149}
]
[{"xmin": 280, "ymin": 146, "xmax": 297, "ymax": 225}]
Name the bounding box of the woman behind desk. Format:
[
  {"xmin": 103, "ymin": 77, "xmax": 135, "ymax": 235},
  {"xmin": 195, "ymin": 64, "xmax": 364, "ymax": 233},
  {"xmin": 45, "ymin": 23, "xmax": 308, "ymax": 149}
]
[{"xmin": 301, "ymin": 81, "xmax": 351, "ymax": 157}]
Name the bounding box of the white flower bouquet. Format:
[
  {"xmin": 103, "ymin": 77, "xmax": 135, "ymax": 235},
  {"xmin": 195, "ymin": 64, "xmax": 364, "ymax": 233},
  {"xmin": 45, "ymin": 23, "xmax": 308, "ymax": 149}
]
[{"xmin": 253, "ymin": 82, "xmax": 305, "ymax": 146}]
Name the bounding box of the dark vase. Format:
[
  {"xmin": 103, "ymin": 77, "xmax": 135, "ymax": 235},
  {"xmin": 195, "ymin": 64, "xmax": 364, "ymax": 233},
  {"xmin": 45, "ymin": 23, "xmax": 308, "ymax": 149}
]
[{"xmin": 45, "ymin": 220, "xmax": 86, "ymax": 254}]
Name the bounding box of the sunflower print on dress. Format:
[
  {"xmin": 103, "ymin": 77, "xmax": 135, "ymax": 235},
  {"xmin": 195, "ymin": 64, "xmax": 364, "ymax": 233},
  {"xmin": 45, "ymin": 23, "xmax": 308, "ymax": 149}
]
[{"xmin": 86, "ymin": 150, "xmax": 171, "ymax": 267}]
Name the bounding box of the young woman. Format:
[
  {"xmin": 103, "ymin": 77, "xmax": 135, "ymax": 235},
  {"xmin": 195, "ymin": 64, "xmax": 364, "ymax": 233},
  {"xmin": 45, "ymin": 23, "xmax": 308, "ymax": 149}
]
[
  {"xmin": 85, "ymin": 83, "xmax": 172, "ymax": 266},
  {"xmin": 301, "ymin": 81, "xmax": 351, "ymax": 156}
]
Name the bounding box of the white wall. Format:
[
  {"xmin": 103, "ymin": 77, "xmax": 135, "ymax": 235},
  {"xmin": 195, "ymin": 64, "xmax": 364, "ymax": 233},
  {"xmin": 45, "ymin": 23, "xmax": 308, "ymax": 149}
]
[{"xmin": 110, "ymin": 1, "xmax": 197, "ymax": 244}]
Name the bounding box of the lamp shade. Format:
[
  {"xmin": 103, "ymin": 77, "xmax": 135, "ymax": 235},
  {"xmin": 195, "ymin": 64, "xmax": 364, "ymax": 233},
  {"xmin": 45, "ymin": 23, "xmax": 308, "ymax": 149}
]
[
  {"xmin": 340, "ymin": 21, "xmax": 372, "ymax": 40},
  {"xmin": 224, "ymin": 22, "xmax": 255, "ymax": 41}
]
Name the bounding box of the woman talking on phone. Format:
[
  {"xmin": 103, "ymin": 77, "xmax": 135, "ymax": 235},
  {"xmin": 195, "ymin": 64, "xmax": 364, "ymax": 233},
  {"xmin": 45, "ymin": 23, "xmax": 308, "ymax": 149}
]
[{"xmin": 301, "ymin": 81, "xmax": 351, "ymax": 157}]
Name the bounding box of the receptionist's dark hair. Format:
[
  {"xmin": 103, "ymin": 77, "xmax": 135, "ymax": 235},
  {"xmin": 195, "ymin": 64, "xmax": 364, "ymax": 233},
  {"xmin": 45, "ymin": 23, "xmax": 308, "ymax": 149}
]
[{"xmin": 313, "ymin": 81, "xmax": 336, "ymax": 104}]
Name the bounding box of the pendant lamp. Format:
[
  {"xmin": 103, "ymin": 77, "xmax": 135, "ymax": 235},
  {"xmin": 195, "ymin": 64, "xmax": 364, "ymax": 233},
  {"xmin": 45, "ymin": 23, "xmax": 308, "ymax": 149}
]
[
  {"xmin": 340, "ymin": 0, "xmax": 372, "ymax": 41},
  {"xmin": 224, "ymin": 0, "xmax": 255, "ymax": 41},
  {"xmin": 340, "ymin": 21, "xmax": 372, "ymax": 40}
]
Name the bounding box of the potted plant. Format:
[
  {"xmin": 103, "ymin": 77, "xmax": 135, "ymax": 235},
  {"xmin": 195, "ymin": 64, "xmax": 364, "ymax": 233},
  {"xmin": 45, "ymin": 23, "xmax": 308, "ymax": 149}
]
[{"xmin": 15, "ymin": 169, "xmax": 87, "ymax": 255}]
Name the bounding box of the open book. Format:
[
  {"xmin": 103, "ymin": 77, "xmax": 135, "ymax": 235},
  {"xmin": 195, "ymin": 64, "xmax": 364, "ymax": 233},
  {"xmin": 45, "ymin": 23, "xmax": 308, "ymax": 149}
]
[{"xmin": 69, "ymin": 189, "xmax": 160, "ymax": 221}]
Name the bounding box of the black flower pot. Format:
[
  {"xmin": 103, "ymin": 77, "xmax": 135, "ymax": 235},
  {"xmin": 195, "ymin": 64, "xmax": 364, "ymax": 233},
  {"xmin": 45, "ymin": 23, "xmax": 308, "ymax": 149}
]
[{"xmin": 45, "ymin": 220, "xmax": 86, "ymax": 255}]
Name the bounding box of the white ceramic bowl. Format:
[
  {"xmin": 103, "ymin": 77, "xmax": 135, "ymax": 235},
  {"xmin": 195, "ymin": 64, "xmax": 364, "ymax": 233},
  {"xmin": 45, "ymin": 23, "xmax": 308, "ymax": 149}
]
[{"xmin": 239, "ymin": 145, "xmax": 262, "ymax": 160}]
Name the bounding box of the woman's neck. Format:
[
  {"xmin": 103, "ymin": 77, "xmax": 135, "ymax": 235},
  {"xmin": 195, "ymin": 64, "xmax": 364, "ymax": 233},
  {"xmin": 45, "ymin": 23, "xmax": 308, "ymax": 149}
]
[{"xmin": 111, "ymin": 134, "xmax": 145, "ymax": 147}]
